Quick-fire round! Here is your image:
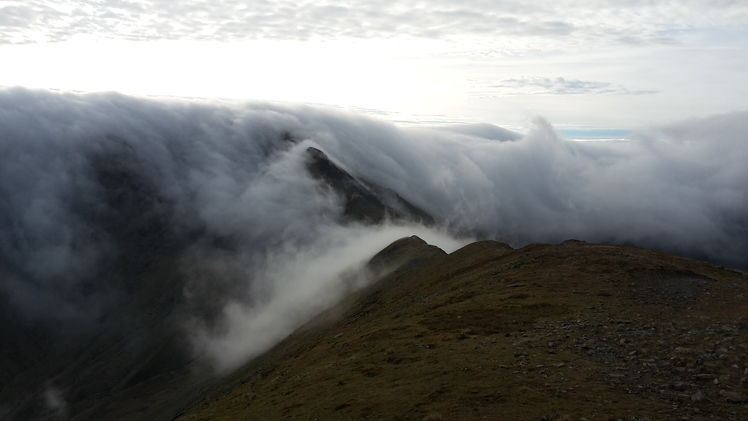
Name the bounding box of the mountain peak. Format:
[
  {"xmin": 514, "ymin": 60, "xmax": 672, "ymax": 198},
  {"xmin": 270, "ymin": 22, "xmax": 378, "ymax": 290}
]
[
  {"xmin": 367, "ymin": 235, "xmax": 446, "ymax": 276},
  {"xmin": 304, "ymin": 147, "xmax": 434, "ymax": 225}
]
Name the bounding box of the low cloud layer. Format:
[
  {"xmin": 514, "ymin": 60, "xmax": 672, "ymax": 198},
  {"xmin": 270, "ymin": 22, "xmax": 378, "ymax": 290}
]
[{"xmin": 1, "ymin": 88, "xmax": 746, "ymax": 372}]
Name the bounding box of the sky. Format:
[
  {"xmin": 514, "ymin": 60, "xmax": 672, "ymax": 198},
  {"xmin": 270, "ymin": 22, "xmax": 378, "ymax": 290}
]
[{"xmin": 1, "ymin": 1, "xmax": 747, "ymax": 129}]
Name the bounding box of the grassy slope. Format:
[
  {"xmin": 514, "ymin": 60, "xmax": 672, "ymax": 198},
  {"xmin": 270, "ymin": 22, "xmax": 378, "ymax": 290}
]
[{"xmin": 177, "ymin": 240, "xmax": 748, "ymax": 421}]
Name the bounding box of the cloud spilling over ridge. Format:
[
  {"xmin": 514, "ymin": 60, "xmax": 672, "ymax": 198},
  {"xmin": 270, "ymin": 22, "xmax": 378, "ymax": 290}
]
[{"xmin": 1, "ymin": 87, "xmax": 746, "ymax": 371}]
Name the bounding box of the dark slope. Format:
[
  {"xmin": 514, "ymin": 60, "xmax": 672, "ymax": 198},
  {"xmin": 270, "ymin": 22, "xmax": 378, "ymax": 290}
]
[
  {"xmin": 0, "ymin": 137, "xmax": 203, "ymax": 421},
  {"xmin": 178, "ymin": 239, "xmax": 748, "ymax": 421},
  {"xmin": 305, "ymin": 147, "xmax": 434, "ymax": 225},
  {"xmin": 0, "ymin": 136, "xmax": 436, "ymax": 421}
]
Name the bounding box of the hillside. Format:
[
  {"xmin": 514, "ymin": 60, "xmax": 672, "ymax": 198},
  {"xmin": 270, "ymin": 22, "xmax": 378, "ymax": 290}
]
[{"xmin": 177, "ymin": 238, "xmax": 748, "ymax": 421}]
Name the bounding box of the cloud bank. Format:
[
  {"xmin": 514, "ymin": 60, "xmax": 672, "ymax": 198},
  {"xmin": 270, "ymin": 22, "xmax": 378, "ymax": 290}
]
[{"xmin": 1, "ymin": 87, "xmax": 746, "ymax": 371}]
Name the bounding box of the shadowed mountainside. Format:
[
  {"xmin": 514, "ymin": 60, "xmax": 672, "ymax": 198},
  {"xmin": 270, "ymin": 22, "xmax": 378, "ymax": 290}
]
[
  {"xmin": 305, "ymin": 147, "xmax": 434, "ymax": 226},
  {"xmin": 0, "ymin": 136, "xmax": 434, "ymax": 421}
]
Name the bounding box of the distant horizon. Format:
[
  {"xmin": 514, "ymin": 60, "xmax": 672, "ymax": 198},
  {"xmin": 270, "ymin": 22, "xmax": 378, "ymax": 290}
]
[{"xmin": 0, "ymin": 84, "xmax": 710, "ymax": 137}]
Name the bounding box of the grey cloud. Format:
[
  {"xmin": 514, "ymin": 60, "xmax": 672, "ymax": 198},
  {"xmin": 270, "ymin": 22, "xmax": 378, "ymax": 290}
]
[
  {"xmin": 489, "ymin": 77, "xmax": 659, "ymax": 96},
  {"xmin": 523, "ymin": 20, "xmax": 575, "ymax": 36},
  {"xmin": 0, "ymin": 6, "xmax": 35, "ymax": 28},
  {"xmin": 616, "ymin": 34, "xmax": 680, "ymax": 46},
  {"xmin": 436, "ymin": 123, "xmax": 520, "ymax": 141},
  {"xmin": 0, "ymin": 87, "xmax": 468, "ymax": 371}
]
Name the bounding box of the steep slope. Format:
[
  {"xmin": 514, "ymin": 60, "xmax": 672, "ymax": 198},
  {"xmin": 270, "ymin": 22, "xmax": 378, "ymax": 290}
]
[
  {"xmin": 177, "ymin": 239, "xmax": 748, "ymax": 421},
  {"xmin": 305, "ymin": 147, "xmax": 434, "ymax": 225},
  {"xmin": 0, "ymin": 137, "xmax": 200, "ymax": 421},
  {"xmin": 0, "ymin": 135, "xmax": 436, "ymax": 421}
]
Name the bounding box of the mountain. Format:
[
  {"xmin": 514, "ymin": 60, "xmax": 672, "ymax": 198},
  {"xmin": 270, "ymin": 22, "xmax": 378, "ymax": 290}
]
[
  {"xmin": 175, "ymin": 238, "xmax": 748, "ymax": 421},
  {"xmin": 304, "ymin": 147, "xmax": 434, "ymax": 226},
  {"xmin": 1, "ymin": 92, "xmax": 746, "ymax": 421}
]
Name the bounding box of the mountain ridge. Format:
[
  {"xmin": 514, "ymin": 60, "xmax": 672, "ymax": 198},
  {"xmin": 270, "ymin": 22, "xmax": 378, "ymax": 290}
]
[{"xmin": 177, "ymin": 238, "xmax": 748, "ymax": 421}]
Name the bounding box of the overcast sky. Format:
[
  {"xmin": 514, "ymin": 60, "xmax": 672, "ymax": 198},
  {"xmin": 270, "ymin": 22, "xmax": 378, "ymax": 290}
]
[{"xmin": 1, "ymin": 0, "xmax": 747, "ymax": 129}]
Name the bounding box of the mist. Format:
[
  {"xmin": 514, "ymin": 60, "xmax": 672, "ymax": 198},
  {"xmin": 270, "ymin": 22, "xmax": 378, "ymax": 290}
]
[
  {"xmin": 1, "ymin": 87, "xmax": 746, "ymax": 372},
  {"xmin": 42, "ymin": 385, "xmax": 67, "ymax": 418},
  {"xmin": 191, "ymin": 224, "xmax": 465, "ymax": 372}
]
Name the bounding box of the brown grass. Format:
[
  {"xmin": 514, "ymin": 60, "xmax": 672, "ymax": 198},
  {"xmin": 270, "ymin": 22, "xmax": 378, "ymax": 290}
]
[{"xmin": 176, "ymin": 240, "xmax": 748, "ymax": 421}]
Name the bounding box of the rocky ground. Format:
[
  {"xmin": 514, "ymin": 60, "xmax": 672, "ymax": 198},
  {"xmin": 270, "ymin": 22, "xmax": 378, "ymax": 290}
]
[{"xmin": 501, "ymin": 311, "xmax": 748, "ymax": 420}]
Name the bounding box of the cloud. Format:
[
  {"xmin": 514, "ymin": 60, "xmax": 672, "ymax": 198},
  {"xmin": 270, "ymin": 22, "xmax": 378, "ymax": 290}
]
[
  {"xmin": 1, "ymin": 88, "xmax": 746, "ymax": 374},
  {"xmin": 1, "ymin": 0, "xmax": 746, "ymax": 48},
  {"xmin": 435, "ymin": 123, "xmax": 521, "ymax": 141},
  {"xmin": 488, "ymin": 77, "xmax": 659, "ymax": 96}
]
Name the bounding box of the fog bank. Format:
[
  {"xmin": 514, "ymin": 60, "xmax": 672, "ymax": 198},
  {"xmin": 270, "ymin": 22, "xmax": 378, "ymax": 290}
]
[{"xmin": 1, "ymin": 87, "xmax": 746, "ymax": 371}]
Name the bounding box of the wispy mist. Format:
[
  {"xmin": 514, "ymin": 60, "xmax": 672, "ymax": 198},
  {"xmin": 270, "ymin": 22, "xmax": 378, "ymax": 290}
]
[
  {"xmin": 42, "ymin": 385, "xmax": 67, "ymax": 418},
  {"xmin": 191, "ymin": 224, "xmax": 464, "ymax": 372}
]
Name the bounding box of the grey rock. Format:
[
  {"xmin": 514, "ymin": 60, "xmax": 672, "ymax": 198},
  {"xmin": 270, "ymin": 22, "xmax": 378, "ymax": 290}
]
[{"xmin": 690, "ymin": 389, "xmax": 706, "ymax": 402}]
